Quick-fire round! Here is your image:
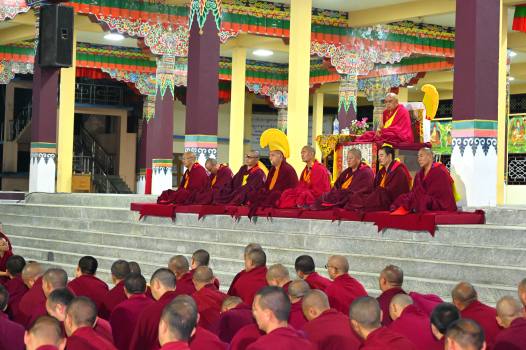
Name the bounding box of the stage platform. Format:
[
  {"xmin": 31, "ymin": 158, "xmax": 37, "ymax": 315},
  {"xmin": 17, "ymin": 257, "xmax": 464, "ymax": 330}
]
[{"xmin": 0, "ymin": 193, "xmax": 524, "ymax": 304}]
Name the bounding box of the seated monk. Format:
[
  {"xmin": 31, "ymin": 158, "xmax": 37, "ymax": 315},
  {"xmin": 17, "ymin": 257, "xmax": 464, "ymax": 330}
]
[
  {"xmin": 0, "ymin": 229, "xmax": 14, "ymax": 285},
  {"xmin": 430, "ymin": 303, "xmax": 460, "ymax": 346},
  {"xmin": 325, "ymin": 255, "xmax": 367, "ymax": 314},
  {"xmin": 356, "ymin": 93, "xmax": 414, "ymax": 145},
  {"xmin": 277, "ymin": 145, "xmax": 330, "ymax": 209},
  {"xmin": 494, "ymin": 296, "xmax": 526, "ymax": 350},
  {"xmin": 158, "ymin": 296, "xmax": 196, "ymax": 350},
  {"xmin": 377, "ymin": 265, "xmax": 406, "ymax": 326},
  {"xmin": 191, "ymin": 266, "xmax": 228, "ymax": 334},
  {"xmin": 193, "ymin": 159, "xmax": 233, "ymax": 205},
  {"xmin": 218, "ymin": 297, "xmax": 255, "ymax": 343},
  {"xmin": 24, "ymin": 316, "xmax": 66, "ymax": 350},
  {"xmin": 0, "ymin": 285, "xmax": 24, "ymax": 350},
  {"xmin": 445, "ymin": 319, "xmax": 486, "ymax": 350},
  {"xmin": 392, "ymin": 148, "xmax": 457, "ymax": 213},
  {"xmin": 345, "ymin": 145, "xmax": 412, "ymax": 212},
  {"xmin": 214, "ymin": 151, "xmax": 266, "ymax": 205},
  {"xmin": 311, "ymin": 148, "xmax": 374, "ymax": 210},
  {"xmin": 248, "ymin": 129, "xmax": 298, "ymax": 213},
  {"xmin": 287, "ymin": 280, "xmax": 309, "ymax": 330},
  {"xmin": 157, "ymin": 152, "xmax": 209, "ymax": 205},
  {"xmin": 228, "ymin": 245, "xmax": 268, "ymax": 306}
]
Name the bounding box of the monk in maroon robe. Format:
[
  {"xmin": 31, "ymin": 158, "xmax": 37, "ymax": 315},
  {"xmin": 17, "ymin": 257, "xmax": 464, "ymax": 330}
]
[
  {"xmin": 0, "ymin": 231, "xmax": 13, "ymax": 285},
  {"xmin": 191, "ymin": 267, "xmax": 228, "ymax": 334},
  {"xmin": 444, "ymin": 319, "xmax": 486, "ymax": 350},
  {"xmin": 519, "ymin": 278, "xmax": 526, "ymax": 314},
  {"xmin": 230, "ymin": 323, "xmax": 264, "ymax": 350},
  {"xmin": 193, "ymin": 159, "xmax": 233, "ymax": 204},
  {"xmin": 266, "ymin": 264, "xmax": 291, "ymax": 292},
  {"xmin": 214, "ymin": 151, "xmax": 266, "ymax": 205},
  {"xmin": 17, "ymin": 262, "xmax": 45, "ymax": 327},
  {"xmin": 356, "ymin": 93, "xmax": 414, "ymax": 145},
  {"xmin": 494, "ymin": 296, "xmax": 526, "ymax": 350},
  {"xmin": 228, "ymin": 248, "xmax": 268, "ymax": 306},
  {"xmin": 287, "ymin": 280, "xmax": 309, "ymax": 330},
  {"xmin": 24, "ymin": 316, "xmax": 66, "ymax": 350},
  {"xmin": 430, "ymin": 302, "xmax": 460, "ymax": 346},
  {"xmin": 130, "ymin": 269, "xmax": 179, "ymax": 350},
  {"xmin": 100, "ymin": 260, "xmax": 130, "ymax": 320},
  {"xmin": 294, "ymin": 255, "xmax": 331, "ymax": 291},
  {"xmin": 168, "ymin": 255, "xmax": 198, "ymax": 295},
  {"xmin": 158, "ymin": 296, "xmax": 203, "ymax": 350},
  {"xmin": 189, "ymin": 326, "xmax": 228, "ymax": 350},
  {"xmin": 0, "ymin": 285, "xmax": 24, "ymax": 350},
  {"xmin": 278, "ymin": 146, "xmax": 330, "ymax": 208},
  {"xmin": 302, "ymin": 290, "xmax": 361, "ymax": 350},
  {"xmin": 350, "ymin": 296, "xmax": 416, "ymax": 350},
  {"xmin": 4, "ymin": 255, "xmax": 28, "ymax": 320},
  {"xmin": 64, "ymin": 297, "xmax": 117, "ymax": 350},
  {"xmin": 311, "ymin": 148, "xmax": 374, "ymax": 210},
  {"xmin": 110, "ymin": 273, "xmax": 154, "ymax": 350},
  {"xmin": 392, "ymin": 148, "xmax": 457, "ymax": 213},
  {"xmin": 376, "ymin": 265, "xmax": 406, "ymax": 326},
  {"xmin": 346, "ymin": 145, "xmax": 412, "ymax": 212},
  {"xmin": 389, "ymin": 294, "xmax": 442, "ymax": 349},
  {"xmin": 452, "ymin": 282, "xmax": 501, "ymax": 349},
  {"xmin": 68, "ymin": 256, "xmax": 109, "ymax": 316},
  {"xmin": 157, "ymin": 152, "xmax": 210, "ymax": 205},
  {"xmin": 247, "ymin": 286, "xmax": 315, "ymax": 350},
  {"xmin": 218, "ymin": 297, "xmax": 255, "ymax": 343},
  {"xmin": 325, "ymin": 255, "xmax": 367, "ymax": 315}
]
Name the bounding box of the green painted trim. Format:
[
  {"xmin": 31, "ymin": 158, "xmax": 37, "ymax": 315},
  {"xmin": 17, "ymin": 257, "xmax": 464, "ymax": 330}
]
[
  {"xmin": 452, "ymin": 120, "xmax": 498, "ymax": 130},
  {"xmin": 184, "ymin": 135, "xmax": 219, "ymax": 142},
  {"xmin": 30, "ymin": 142, "xmax": 57, "ymax": 148}
]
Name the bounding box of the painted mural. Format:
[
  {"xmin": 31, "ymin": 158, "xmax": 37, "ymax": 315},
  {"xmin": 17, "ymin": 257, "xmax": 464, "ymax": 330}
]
[
  {"xmin": 430, "ymin": 118, "xmax": 453, "ymax": 155},
  {"xmin": 508, "ymin": 114, "xmax": 526, "ymax": 154}
]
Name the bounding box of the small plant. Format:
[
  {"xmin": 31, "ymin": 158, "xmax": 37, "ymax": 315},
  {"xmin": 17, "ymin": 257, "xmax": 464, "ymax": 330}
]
[{"xmin": 350, "ymin": 118, "xmax": 369, "ymax": 135}]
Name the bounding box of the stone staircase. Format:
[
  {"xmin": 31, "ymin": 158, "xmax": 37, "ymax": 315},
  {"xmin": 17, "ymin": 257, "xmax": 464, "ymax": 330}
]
[{"xmin": 0, "ymin": 193, "xmax": 525, "ymax": 304}]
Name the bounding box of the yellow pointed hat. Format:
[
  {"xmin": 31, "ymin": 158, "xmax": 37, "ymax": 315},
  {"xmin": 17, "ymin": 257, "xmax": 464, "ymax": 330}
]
[
  {"xmin": 260, "ymin": 128, "xmax": 290, "ymax": 159},
  {"xmin": 421, "ymin": 84, "xmax": 439, "ymax": 120}
]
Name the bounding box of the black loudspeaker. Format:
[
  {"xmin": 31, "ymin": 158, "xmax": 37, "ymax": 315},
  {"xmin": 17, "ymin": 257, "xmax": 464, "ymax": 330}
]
[{"xmin": 38, "ymin": 4, "xmax": 74, "ymax": 68}]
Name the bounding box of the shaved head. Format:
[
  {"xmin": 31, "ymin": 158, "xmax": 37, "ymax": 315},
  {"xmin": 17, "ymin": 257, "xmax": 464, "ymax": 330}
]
[
  {"xmin": 111, "ymin": 260, "xmax": 130, "ymax": 281},
  {"xmin": 128, "ymin": 261, "xmax": 141, "ymax": 275},
  {"xmin": 419, "ymin": 147, "xmax": 434, "ymax": 157},
  {"xmin": 518, "ymin": 278, "xmax": 526, "ymax": 308},
  {"xmin": 183, "ymin": 151, "xmax": 196, "ymax": 160},
  {"xmin": 192, "ymin": 249, "xmax": 210, "ymax": 267},
  {"xmin": 452, "ymin": 282, "xmax": 478, "ymax": 309},
  {"xmin": 255, "ymin": 286, "xmax": 291, "ymax": 322},
  {"xmin": 206, "ymin": 158, "xmax": 218, "ymax": 167},
  {"xmin": 350, "ymin": 296, "xmax": 381, "ymax": 330},
  {"xmin": 302, "ymin": 290, "xmax": 330, "ymax": 311},
  {"xmin": 26, "ymin": 316, "xmax": 65, "ymax": 349},
  {"xmin": 247, "ymin": 249, "xmax": 266, "ymax": 268},
  {"xmin": 66, "ymin": 297, "xmax": 97, "ymax": 329},
  {"xmin": 266, "ymin": 264, "xmax": 290, "ymax": 286},
  {"xmin": 22, "ymin": 262, "xmax": 44, "ymax": 286},
  {"xmin": 327, "ymin": 255, "xmax": 349, "ymax": 279},
  {"xmin": 445, "ymin": 319, "xmax": 485, "ymax": 350},
  {"xmin": 391, "ymin": 293, "xmax": 413, "ymax": 308},
  {"xmin": 496, "ymin": 296, "xmax": 524, "ymax": 328},
  {"xmin": 431, "ymin": 303, "xmax": 461, "ymax": 336},
  {"xmin": 151, "ymin": 268, "xmax": 176, "ymax": 289},
  {"xmin": 348, "ymin": 148, "xmax": 362, "ymax": 159},
  {"xmin": 288, "ymin": 280, "xmax": 310, "ymax": 299},
  {"xmin": 380, "ymin": 265, "xmax": 404, "ymax": 286},
  {"xmin": 160, "ymin": 296, "xmax": 198, "ymax": 343},
  {"xmin": 168, "ymin": 255, "xmax": 189, "ymax": 276},
  {"xmin": 221, "ymin": 296, "xmax": 243, "ymax": 312},
  {"xmin": 192, "ymin": 266, "xmax": 214, "ymax": 284},
  {"xmin": 6, "ymin": 255, "xmax": 26, "ymax": 276},
  {"xmin": 43, "ymin": 268, "xmax": 68, "ymax": 295},
  {"xmin": 244, "ymin": 243, "xmax": 262, "ymax": 257},
  {"xmin": 385, "ymin": 92, "xmax": 399, "ymax": 102}
]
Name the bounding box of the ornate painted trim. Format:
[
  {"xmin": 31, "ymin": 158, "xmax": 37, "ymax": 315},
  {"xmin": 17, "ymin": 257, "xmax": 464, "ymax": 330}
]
[{"xmin": 451, "ymin": 120, "xmax": 498, "ymax": 157}]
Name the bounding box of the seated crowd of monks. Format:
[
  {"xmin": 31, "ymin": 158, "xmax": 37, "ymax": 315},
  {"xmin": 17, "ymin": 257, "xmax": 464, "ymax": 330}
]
[{"xmin": 1, "ymin": 243, "xmax": 526, "ymax": 350}]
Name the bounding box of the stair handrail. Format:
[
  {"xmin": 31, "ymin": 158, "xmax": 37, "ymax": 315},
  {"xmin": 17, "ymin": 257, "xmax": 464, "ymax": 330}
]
[
  {"xmin": 8, "ymin": 104, "xmax": 32, "ymax": 141},
  {"xmin": 78, "ymin": 125, "xmax": 115, "ymax": 175}
]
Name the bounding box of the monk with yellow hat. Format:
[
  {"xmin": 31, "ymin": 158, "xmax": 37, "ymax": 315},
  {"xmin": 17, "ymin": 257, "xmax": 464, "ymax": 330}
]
[{"xmin": 247, "ymin": 129, "xmax": 298, "ymax": 213}]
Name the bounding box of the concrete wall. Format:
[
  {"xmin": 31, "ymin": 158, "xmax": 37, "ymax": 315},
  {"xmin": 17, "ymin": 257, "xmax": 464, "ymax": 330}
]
[{"xmin": 505, "ymin": 185, "xmax": 526, "ymax": 206}]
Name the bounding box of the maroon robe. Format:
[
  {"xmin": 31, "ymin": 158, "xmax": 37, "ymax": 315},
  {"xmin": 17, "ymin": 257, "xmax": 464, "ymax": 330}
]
[
  {"xmin": 193, "ymin": 165, "xmax": 234, "ymax": 205},
  {"xmin": 278, "ymin": 160, "xmax": 331, "ymax": 208},
  {"xmin": 408, "ymin": 292, "xmax": 443, "ymax": 316},
  {"xmin": 66, "ymin": 326, "xmax": 117, "ymax": 350},
  {"xmin": 5, "ymin": 275, "xmax": 28, "ymax": 320},
  {"xmin": 176, "ymin": 271, "xmax": 197, "ymax": 295},
  {"xmin": 0, "ymin": 232, "xmax": 13, "ymax": 285},
  {"xmin": 325, "ymin": 274, "xmax": 368, "ymax": 315},
  {"xmin": 157, "ymin": 163, "xmax": 210, "ymax": 205},
  {"xmin": 376, "ymin": 287, "xmax": 406, "ymax": 326},
  {"xmin": 160, "ymin": 341, "xmax": 191, "ymax": 350},
  {"xmin": 187, "ymin": 269, "xmax": 220, "ymax": 291},
  {"xmin": 345, "ymin": 160, "xmax": 411, "ymax": 212},
  {"xmin": 311, "ymin": 163, "xmax": 374, "ymax": 210},
  {"xmin": 248, "ymin": 160, "xmax": 298, "ymax": 213},
  {"xmin": 214, "ymin": 165, "xmax": 266, "ymax": 205},
  {"xmin": 246, "ymin": 326, "xmax": 315, "ymax": 350},
  {"xmin": 230, "ymin": 324, "xmax": 264, "ymax": 350},
  {"xmin": 288, "ymin": 300, "xmax": 307, "ymax": 330},
  {"xmin": 94, "ymin": 317, "xmax": 114, "ymax": 343},
  {"xmin": 192, "ymin": 284, "xmax": 228, "ymax": 334},
  {"xmin": 100, "ymin": 281, "xmax": 126, "ymax": 320},
  {"xmin": 228, "ymin": 266, "xmax": 268, "ymax": 306},
  {"xmin": 393, "ymin": 162, "xmax": 457, "ymax": 212},
  {"xmin": 360, "ymin": 326, "xmax": 416, "ymax": 350},
  {"xmin": 304, "ymin": 272, "xmax": 332, "ymax": 292},
  {"xmin": 460, "ymin": 300, "xmax": 501, "ymax": 349},
  {"xmin": 356, "ymin": 104, "xmax": 414, "ymax": 145},
  {"xmin": 17, "ymin": 276, "xmax": 46, "ymax": 328},
  {"xmin": 303, "ymin": 309, "xmax": 361, "ymax": 350},
  {"xmin": 68, "ymin": 274, "xmax": 109, "ymax": 317},
  {"xmin": 189, "ymin": 326, "xmax": 227, "ymax": 350},
  {"xmin": 388, "ymin": 305, "xmax": 442, "ymax": 350},
  {"xmin": 218, "ymin": 303, "xmax": 255, "ymax": 343},
  {"xmin": 110, "ymin": 294, "xmax": 154, "ymax": 350},
  {"xmin": 0, "ymin": 312, "xmax": 24, "ymax": 350},
  {"xmin": 129, "ymin": 291, "xmax": 179, "ymax": 350},
  {"xmin": 494, "ymin": 317, "xmax": 526, "ymax": 350},
  {"xmin": 36, "ymin": 346, "xmax": 59, "ymax": 350}
]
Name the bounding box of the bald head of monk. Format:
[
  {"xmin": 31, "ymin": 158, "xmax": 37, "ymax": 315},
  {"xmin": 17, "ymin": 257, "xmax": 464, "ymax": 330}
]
[
  {"xmin": 245, "ymin": 150, "xmax": 260, "ymax": 168},
  {"xmin": 124, "ymin": 272, "xmax": 147, "ymax": 297},
  {"xmin": 76, "ymin": 256, "xmax": 98, "ymax": 278},
  {"xmin": 378, "ymin": 264, "xmax": 404, "ymax": 292},
  {"xmin": 517, "ymin": 278, "xmax": 526, "ymax": 309},
  {"xmin": 182, "ymin": 152, "xmax": 197, "ymax": 168},
  {"xmin": 168, "ymin": 255, "xmax": 189, "ymax": 279},
  {"xmin": 349, "ymin": 296, "xmax": 382, "ymax": 341},
  {"xmin": 252, "ymin": 286, "xmax": 291, "ymax": 334},
  {"xmin": 205, "ymin": 158, "xmax": 219, "ymax": 174},
  {"xmin": 191, "ymin": 249, "xmax": 210, "ymax": 270},
  {"xmin": 244, "ymin": 243, "xmax": 262, "ymax": 259},
  {"xmin": 430, "ymin": 302, "xmax": 461, "ymax": 340},
  {"xmin": 24, "ymin": 315, "xmax": 66, "ymax": 350},
  {"xmin": 302, "ymin": 289, "xmax": 330, "ymax": 321},
  {"xmin": 150, "ymin": 268, "xmax": 176, "ymax": 301},
  {"xmin": 22, "ymin": 261, "xmax": 44, "ymax": 289},
  {"xmin": 111, "ymin": 259, "xmax": 130, "ymax": 285},
  {"xmin": 46, "ymin": 288, "xmax": 75, "ymax": 322},
  {"xmin": 288, "ymin": 279, "xmax": 310, "ymax": 304},
  {"xmin": 496, "ymin": 295, "xmax": 525, "ymax": 328},
  {"xmin": 384, "ymin": 93, "xmax": 399, "ymax": 112},
  {"xmin": 301, "ymin": 145, "xmax": 316, "ymax": 165},
  {"xmin": 417, "ymin": 147, "xmax": 434, "ymax": 170},
  {"xmin": 347, "ymin": 148, "xmax": 362, "ymax": 171},
  {"xmin": 42, "ymin": 268, "xmax": 68, "ymax": 298},
  {"xmin": 388, "ymin": 293, "xmax": 413, "ymax": 321},
  {"xmin": 269, "ymin": 150, "xmax": 284, "ymax": 167},
  {"xmin": 221, "ymin": 296, "xmax": 243, "ymax": 313},
  {"xmin": 326, "ymin": 255, "xmax": 349, "ymax": 280},
  {"xmin": 64, "ymin": 296, "xmax": 97, "ymax": 337},
  {"xmin": 192, "ymin": 266, "xmax": 215, "ymax": 291},
  {"xmin": 245, "ymin": 248, "xmax": 266, "ymax": 272},
  {"xmin": 445, "ymin": 319, "xmax": 486, "ymax": 350},
  {"xmin": 266, "ymin": 264, "xmax": 291, "ymax": 288},
  {"xmin": 451, "ymin": 282, "xmax": 478, "ymax": 311},
  {"xmin": 159, "ymin": 295, "xmax": 198, "ymax": 346}
]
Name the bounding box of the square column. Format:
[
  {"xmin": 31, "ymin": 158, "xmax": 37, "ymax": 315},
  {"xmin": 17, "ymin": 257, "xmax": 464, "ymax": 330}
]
[{"xmin": 228, "ymin": 47, "xmax": 247, "ymax": 171}]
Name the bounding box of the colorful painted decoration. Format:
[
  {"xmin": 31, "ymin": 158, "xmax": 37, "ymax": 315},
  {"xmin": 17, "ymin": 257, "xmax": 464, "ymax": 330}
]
[
  {"xmin": 189, "ymin": 0, "xmax": 222, "ymax": 31},
  {"xmin": 0, "ymin": 0, "xmax": 29, "ymax": 21},
  {"xmin": 339, "ymin": 74, "xmax": 358, "ymax": 113},
  {"xmin": 508, "ymin": 115, "xmax": 526, "ymax": 153},
  {"xmin": 359, "ymin": 73, "xmax": 418, "ymax": 101},
  {"xmin": 430, "ymin": 118, "xmax": 453, "ymax": 155}
]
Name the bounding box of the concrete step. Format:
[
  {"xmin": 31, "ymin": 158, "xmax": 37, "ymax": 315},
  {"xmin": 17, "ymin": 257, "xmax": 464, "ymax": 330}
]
[
  {"xmin": 483, "ymin": 207, "xmax": 526, "ymax": 226},
  {"xmin": 25, "ymin": 193, "xmax": 156, "ymax": 208}
]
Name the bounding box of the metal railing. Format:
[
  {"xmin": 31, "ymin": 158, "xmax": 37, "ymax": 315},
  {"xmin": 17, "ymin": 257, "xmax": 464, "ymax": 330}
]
[
  {"xmin": 75, "ymin": 82, "xmax": 124, "ymax": 106},
  {"xmin": 8, "ymin": 105, "xmax": 32, "ymax": 142}
]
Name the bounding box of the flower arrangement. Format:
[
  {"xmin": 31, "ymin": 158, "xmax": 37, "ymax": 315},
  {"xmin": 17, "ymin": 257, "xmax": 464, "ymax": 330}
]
[{"xmin": 350, "ymin": 118, "xmax": 369, "ymax": 135}]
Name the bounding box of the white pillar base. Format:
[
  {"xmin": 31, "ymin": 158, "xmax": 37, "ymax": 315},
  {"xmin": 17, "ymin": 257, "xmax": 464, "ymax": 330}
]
[
  {"xmin": 136, "ymin": 171, "xmax": 146, "ymax": 195},
  {"xmin": 29, "ymin": 145, "xmax": 56, "ymax": 193},
  {"xmin": 151, "ymin": 159, "xmax": 173, "ymax": 195}
]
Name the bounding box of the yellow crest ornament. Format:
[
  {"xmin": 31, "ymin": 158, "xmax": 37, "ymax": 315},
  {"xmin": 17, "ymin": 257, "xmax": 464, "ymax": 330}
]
[{"xmin": 260, "ymin": 128, "xmax": 290, "ymax": 159}]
